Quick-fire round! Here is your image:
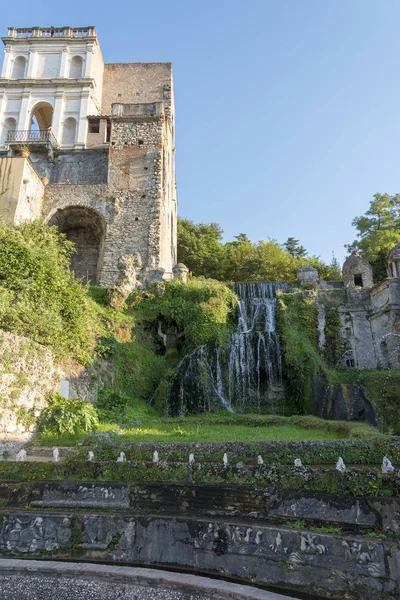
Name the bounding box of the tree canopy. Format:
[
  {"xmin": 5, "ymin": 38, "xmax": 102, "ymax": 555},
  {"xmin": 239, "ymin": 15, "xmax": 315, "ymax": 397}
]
[
  {"xmin": 346, "ymin": 193, "xmax": 400, "ymax": 282},
  {"xmin": 177, "ymin": 218, "xmax": 341, "ymax": 282}
]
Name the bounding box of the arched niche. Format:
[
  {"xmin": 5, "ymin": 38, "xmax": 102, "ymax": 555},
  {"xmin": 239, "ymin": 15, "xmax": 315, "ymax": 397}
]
[
  {"xmin": 2, "ymin": 117, "xmax": 16, "ymax": 144},
  {"xmin": 30, "ymin": 102, "xmax": 53, "ymax": 131},
  {"xmin": 48, "ymin": 206, "xmax": 106, "ymax": 284},
  {"xmin": 11, "ymin": 56, "xmax": 26, "ymax": 79},
  {"xmin": 61, "ymin": 117, "xmax": 77, "ymax": 146},
  {"xmin": 69, "ymin": 55, "xmax": 83, "ymax": 78}
]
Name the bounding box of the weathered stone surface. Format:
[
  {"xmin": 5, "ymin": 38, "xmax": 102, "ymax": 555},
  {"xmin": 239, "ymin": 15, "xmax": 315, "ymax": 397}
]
[
  {"xmin": 342, "ymin": 251, "xmax": 374, "ymax": 288},
  {"xmin": 0, "ymin": 330, "xmax": 60, "ymax": 435},
  {"xmin": 30, "ymin": 150, "xmax": 108, "ymax": 184},
  {"xmin": 298, "ymin": 266, "xmax": 319, "ymax": 287},
  {"xmin": 33, "ymin": 483, "xmax": 130, "ymax": 509},
  {"xmin": 312, "ymin": 374, "xmax": 377, "ymax": 425},
  {"xmin": 0, "ymin": 510, "xmax": 396, "ymax": 599},
  {"xmin": 269, "ymin": 493, "xmax": 376, "ymax": 525},
  {"xmin": 0, "ymin": 514, "xmax": 72, "ymax": 553}
]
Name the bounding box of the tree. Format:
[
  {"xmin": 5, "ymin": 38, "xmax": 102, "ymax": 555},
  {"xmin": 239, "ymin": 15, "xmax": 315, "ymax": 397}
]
[
  {"xmin": 177, "ymin": 218, "xmax": 339, "ymax": 282},
  {"xmin": 284, "ymin": 237, "xmax": 308, "ymax": 259},
  {"xmin": 177, "ymin": 218, "xmax": 225, "ymax": 279},
  {"xmin": 346, "ymin": 193, "xmax": 400, "ymax": 282}
]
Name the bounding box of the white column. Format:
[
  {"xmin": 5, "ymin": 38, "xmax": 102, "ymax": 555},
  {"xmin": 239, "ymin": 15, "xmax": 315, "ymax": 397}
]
[
  {"xmin": 17, "ymin": 91, "xmax": 31, "ymax": 130},
  {"xmin": 76, "ymin": 88, "xmax": 90, "ymax": 147},
  {"xmin": 52, "ymin": 89, "xmax": 65, "ymax": 143},
  {"xmin": 84, "ymin": 44, "xmax": 94, "ymax": 77},
  {"xmin": 0, "ymin": 91, "xmax": 7, "ymax": 147},
  {"xmin": 59, "ymin": 48, "xmax": 70, "ymax": 78},
  {"xmin": 1, "ymin": 46, "xmax": 13, "ymax": 78},
  {"xmin": 26, "ymin": 50, "xmax": 37, "ymax": 79}
]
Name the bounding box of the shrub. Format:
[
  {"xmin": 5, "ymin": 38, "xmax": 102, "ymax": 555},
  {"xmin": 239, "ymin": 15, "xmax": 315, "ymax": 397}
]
[
  {"xmin": 39, "ymin": 393, "xmax": 99, "ymax": 434},
  {"xmin": 131, "ymin": 279, "xmax": 237, "ymax": 349},
  {"xmin": 0, "ymin": 219, "xmax": 101, "ymax": 363}
]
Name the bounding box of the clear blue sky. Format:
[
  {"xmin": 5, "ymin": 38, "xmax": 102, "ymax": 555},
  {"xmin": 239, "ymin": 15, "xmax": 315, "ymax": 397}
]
[{"xmin": 4, "ymin": 0, "xmax": 400, "ymax": 264}]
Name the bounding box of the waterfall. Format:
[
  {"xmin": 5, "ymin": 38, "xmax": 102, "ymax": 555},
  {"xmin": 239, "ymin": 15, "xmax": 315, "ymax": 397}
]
[{"xmin": 166, "ymin": 282, "xmax": 287, "ymax": 416}]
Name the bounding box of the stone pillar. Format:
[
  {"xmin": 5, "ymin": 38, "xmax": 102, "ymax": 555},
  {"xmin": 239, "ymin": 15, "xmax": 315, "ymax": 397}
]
[
  {"xmin": 52, "ymin": 89, "xmax": 65, "ymax": 143},
  {"xmin": 59, "ymin": 48, "xmax": 70, "ymax": 78},
  {"xmin": 0, "ymin": 91, "xmax": 6, "ymax": 132},
  {"xmin": 172, "ymin": 263, "xmax": 189, "ymax": 283},
  {"xmin": 17, "ymin": 91, "xmax": 31, "ymax": 130},
  {"xmin": 26, "ymin": 50, "xmax": 37, "ymax": 79},
  {"xmin": 297, "ymin": 265, "xmax": 319, "ymax": 287},
  {"xmin": 76, "ymin": 88, "xmax": 90, "ymax": 148},
  {"xmin": 84, "ymin": 43, "xmax": 94, "ymax": 77},
  {"xmin": 1, "ymin": 46, "xmax": 13, "ymax": 78}
]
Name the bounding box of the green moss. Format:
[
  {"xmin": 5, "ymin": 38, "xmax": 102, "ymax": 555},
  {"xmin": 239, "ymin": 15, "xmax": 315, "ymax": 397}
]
[
  {"xmin": 276, "ymin": 292, "xmax": 322, "ymax": 412},
  {"xmin": 328, "ymin": 370, "xmax": 400, "ymax": 434}
]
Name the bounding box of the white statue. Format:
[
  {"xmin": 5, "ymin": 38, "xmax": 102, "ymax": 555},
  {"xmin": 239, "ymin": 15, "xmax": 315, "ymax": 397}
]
[
  {"xmin": 257, "ymin": 455, "xmax": 264, "ymax": 465},
  {"xmin": 189, "ymin": 453, "xmax": 195, "ymax": 466},
  {"xmin": 117, "ymin": 452, "xmax": 126, "ymax": 463},
  {"xmin": 153, "ymin": 451, "xmax": 159, "ymax": 464},
  {"xmin": 336, "ymin": 457, "xmax": 346, "ymax": 473},
  {"xmin": 88, "ymin": 451, "xmax": 94, "ymax": 462},
  {"xmin": 16, "ymin": 449, "xmax": 27, "ymax": 462},
  {"xmin": 294, "ymin": 458, "xmax": 303, "ymax": 467},
  {"xmin": 53, "ymin": 447, "xmax": 60, "ymax": 463},
  {"xmin": 382, "ymin": 456, "xmax": 394, "ymax": 474},
  {"xmin": 223, "ymin": 453, "xmax": 228, "ymax": 467}
]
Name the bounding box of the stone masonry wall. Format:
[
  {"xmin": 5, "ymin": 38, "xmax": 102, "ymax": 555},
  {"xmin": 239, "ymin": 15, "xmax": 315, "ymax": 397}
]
[
  {"xmin": 101, "ymin": 63, "xmax": 173, "ymax": 115},
  {"xmin": 99, "ymin": 115, "xmax": 172, "ymax": 285},
  {"xmin": 0, "ymin": 330, "xmax": 60, "ymax": 434}
]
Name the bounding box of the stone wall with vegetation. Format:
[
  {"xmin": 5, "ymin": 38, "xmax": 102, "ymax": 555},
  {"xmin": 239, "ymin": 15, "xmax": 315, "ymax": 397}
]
[
  {"xmin": 0, "ymin": 330, "xmax": 60, "ymax": 434},
  {"xmin": 0, "ymin": 472, "xmax": 398, "ymax": 599}
]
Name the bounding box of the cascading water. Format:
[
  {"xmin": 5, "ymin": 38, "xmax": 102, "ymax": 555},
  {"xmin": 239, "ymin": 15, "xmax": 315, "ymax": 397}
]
[{"xmin": 166, "ymin": 282, "xmax": 288, "ymax": 416}]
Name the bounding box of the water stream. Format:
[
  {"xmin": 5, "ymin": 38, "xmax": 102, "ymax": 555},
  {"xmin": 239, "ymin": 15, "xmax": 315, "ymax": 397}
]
[{"xmin": 166, "ymin": 282, "xmax": 288, "ymax": 416}]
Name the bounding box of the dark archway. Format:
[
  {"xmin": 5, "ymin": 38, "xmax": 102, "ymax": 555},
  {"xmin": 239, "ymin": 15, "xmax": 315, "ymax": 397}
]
[{"xmin": 49, "ymin": 206, "xmax": 105, "ymax": 284}]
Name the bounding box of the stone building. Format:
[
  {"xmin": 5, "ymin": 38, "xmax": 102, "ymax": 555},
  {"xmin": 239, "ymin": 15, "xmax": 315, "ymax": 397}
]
[
  {"xmin": 299, "ymin": 248, "xmax": 400, "ymax": 370},
  {"xmin": 0, "ymin": 26, "xmax": 177, "ymax": 285},
  {"xmin": 342, "ymin": 251, "xmax": 374, "ymax": 288}
]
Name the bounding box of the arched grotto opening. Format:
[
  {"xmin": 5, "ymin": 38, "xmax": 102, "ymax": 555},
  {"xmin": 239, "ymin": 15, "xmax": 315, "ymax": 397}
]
[{"xmin": 49, "ymin": 206, "xmax": 105, "ymax": 284}]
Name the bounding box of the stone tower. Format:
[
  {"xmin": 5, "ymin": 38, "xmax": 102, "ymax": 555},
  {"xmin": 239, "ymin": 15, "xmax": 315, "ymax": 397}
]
[{"xmin": 0, "ymin": 26, "xmax": 177, "ymax": 285}]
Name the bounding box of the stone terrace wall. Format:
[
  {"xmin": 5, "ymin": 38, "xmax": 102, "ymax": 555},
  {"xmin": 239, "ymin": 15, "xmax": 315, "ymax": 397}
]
[{"xmin": 0, "ymin": 330, "xmax": 60, "ymax": 434}]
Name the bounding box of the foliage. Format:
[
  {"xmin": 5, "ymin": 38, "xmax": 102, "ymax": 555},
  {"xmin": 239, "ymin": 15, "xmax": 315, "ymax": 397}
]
[
  {"xmin": 277, "ymin": 292, "xmax": 323, "ymax": 412},
  {"xmin": 346, "ymin": 193, "xmax": 400, "ymax": 282},
  {"xmin": 177, "ymin": 218, "xmax": 225, "ymax": 278},
  {"xmin": 178, "ymin": 218, "xmax": 341, "ymax": 282},
  {"xmin": 38, "ymin": 393, "xmax": 99, "ymax": 435},
  {"xmin": 323, "ymin": 306, "xmax": 349, "ymax": 367},
  {"xmin": 131, "ymin": 279, "xmax": 237, "ymax": 349},
  {"xmin": 0, "ymin": 219, "xmax": 101, "ymax": 363},
  {"xmin": 284, "ymin": 237, "xmax": 307, "ymax": 258},
  {"xmin": 36, "ymin": 412, "xmax": 381, "ymax": 448}
]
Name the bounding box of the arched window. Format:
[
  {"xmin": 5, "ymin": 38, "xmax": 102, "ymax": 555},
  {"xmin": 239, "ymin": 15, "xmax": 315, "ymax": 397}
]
[
  {"xmin": 69, "ymin": 56, "xmax": 83, "ymax": 78},
  {"xmin": 11, "ymin": 56, "xmax": 26, "ymax": 79},
  {"xmin": 62, "ymin": 117, "xmax": 77, "ymax": 146},
  {"xmin": 2, "ymin": 117, "xmax": 16, "ymax": 144},
  {"xmin": 30, "ymin": 102, "xmax": 53, "ymax": 131}
]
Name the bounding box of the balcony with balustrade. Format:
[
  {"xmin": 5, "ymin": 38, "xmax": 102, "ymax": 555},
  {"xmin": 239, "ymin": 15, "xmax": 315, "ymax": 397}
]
[
  {"xmin": 3, "ymin": 26, "xmax": 97, "ymax": 41},
  {"xmin": 6, "ymin": 129, "xmax": 59, "ymax": 158}
]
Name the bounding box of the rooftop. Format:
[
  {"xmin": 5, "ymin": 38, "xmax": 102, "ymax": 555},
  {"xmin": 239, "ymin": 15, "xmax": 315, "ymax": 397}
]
[{"xmin": 3, "ymin": 26, "xmax": 97, "ymax": 42}]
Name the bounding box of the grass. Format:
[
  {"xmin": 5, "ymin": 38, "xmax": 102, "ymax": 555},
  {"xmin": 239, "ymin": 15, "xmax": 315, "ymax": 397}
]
[{"xmin": 36, "ymin": 412, "xmax": 382, "ymax": 447}]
